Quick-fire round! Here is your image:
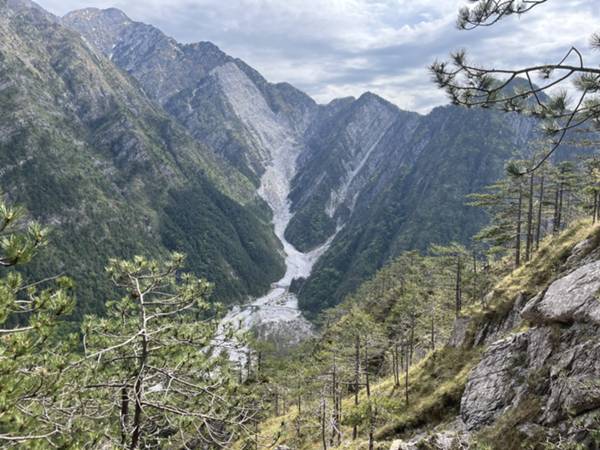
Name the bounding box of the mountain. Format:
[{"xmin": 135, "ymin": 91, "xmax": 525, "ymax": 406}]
[
  {"xmin": 61, "ymin": 6, "xmax": 549, "ymax": 319},
  {"xmin": 63, "ymin": 8, "xmax": 319, "ymax": 184},
  {"xmin": 292, "ymin": 100, "xmax": 539, "ymax": 315},
  {"xmin": 0, "ymin": 0, "xmax": 285, "ymax": 317}
]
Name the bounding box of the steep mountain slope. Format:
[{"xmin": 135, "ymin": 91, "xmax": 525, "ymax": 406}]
[
  {"xmin": 0, "ymin": 0, "xmax": 284, "ymax": 316},
  {"xmin": 388, "ymin": 222, "xmax": 600, "ymax": 448},
  {"xmin": 62, "ymin": 7, "xmax": 329, "ymax": 335},
  {"xmin": 286, "ymin": 93, "xmax": 420, "ymax": 251},
  {"xmin": 252, "ymin": 221, "xmax": 600, "ymax": 449},
  {"xmin": 293, "ymin": 101, "xmax": 538, "ymax": 315},
  {"xmin": 62, "ymin": 8, "xmax": 319, "ymax": 183}
]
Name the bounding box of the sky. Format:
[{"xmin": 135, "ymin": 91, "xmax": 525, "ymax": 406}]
[{"xmin": 36, "ymin": 0, "xmax": 600, "ymax": 113}]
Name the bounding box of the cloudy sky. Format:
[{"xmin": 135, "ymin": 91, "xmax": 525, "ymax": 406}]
[{"xmin": 37, "ymin": 0, "xmax": 600, "ymax": 112}]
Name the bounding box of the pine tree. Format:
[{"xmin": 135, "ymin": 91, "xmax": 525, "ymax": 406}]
[
  {"xmin": 71, "ymin": 253, "xmax": 254, "ymax": 449},
  {"xmin": 584, "ymin": 156, "xmax": 600, "ymax": 223},
  {"xmin": 468, "ymin": 164, "xmax": 526, "ymax": 268},
  {"xmin": 431, "ymin": 0, "xmax": 600, "ymax": 173},
  {"xmin": 0, "ymin": 195, "xmax": 75, "ymax": 447}
]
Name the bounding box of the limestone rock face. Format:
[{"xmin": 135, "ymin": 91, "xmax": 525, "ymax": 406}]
[
  {"xmin": 459, "ymin": 259, "xmax": 600, "ymax": 445},
  {"xmin": 521, "ymin": 260, "xmax": 600, "ymax": 325},
  {"xmin": 447, "ymin": 316, "xmax": 471, "ymax": 348},
  {"xmin": 461, "ymin": 322, "xmax": 600, "ymax": 442},
  {"xmin": 447, "ymin": 293, "xmax": 527, "ymax": 349},
  {"xmin": 460, "ymin": 328, "xmax": 552, "ymax": 430}
]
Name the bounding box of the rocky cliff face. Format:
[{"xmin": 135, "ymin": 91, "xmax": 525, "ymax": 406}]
[
  {"xmin": 393, "ymin": 227, "xmax": 600, "ymax": 449},
  {"xmin": 63, "ymin": 8, "xmax": 318, "ymax": 183},
  {"xmin": 296, "ymin": 104, "xmax": 540, "ymax": 316}
]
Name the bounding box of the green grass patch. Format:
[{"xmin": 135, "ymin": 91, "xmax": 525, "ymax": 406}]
[
  {"xmin": 374, "ymin": 347, "xmax": 481, "ymax": 440},
  {"xmin": 473, "ymin": 396, "xmax": 543, "ymax": 450}
]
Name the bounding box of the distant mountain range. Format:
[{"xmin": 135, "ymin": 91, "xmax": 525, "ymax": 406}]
[{"xmin": 1, "ymin": 0, "xmax": 548, "ymax": 318}]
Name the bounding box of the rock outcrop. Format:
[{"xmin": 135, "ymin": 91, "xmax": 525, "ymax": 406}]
[
  {"xmin": 393, "ymin": 230, "xmax": 600, "ymax": 449},
  {"xmin": 521, "ymin": 260, "xmax": 600, "ymax": 325},
  {"xmin": 460, "ymin": 251, "xmax": 600, "ymax": 447}
]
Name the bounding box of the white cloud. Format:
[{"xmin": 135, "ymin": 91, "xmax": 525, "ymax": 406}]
[{"xmin": 36, "ymin": 0, "xmax": 600, "ymax": 113}]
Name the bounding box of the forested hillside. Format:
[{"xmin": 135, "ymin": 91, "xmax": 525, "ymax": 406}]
[
  {"xmin": 294, "ymin": 103, "xmax": 541, "ymax": 316},
  {"xmin": 0, "ymin": 0, "xmax": 284, "ymax": 316},
  {"xmin": 244, "ymin": 155, "xmax": 600, "ymax": 448}
]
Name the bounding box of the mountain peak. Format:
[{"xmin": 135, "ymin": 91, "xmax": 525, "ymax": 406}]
[
  {"xmin": 5, "ymin": 0, "xmax": 57, "ymax": 21},
  {"xmin": 62, "ymin": 7, "xmax": 134, "ymax": 55},
  {"xmin": 63, "ymin": 7, "xmax": 131, "ymax": 23},
  {"xmin": 357, "ymin": 91, "xmax": 397, "ymax": 110}
]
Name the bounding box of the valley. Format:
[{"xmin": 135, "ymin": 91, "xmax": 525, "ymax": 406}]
[{"xmin": 0, "ymin": 1, "xmax": 599, "ymax": 449}]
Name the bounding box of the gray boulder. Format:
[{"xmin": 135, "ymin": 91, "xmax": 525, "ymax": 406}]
[{"xmin": 522, "ymin": 260, "xmax": 600, "ymax": 325}]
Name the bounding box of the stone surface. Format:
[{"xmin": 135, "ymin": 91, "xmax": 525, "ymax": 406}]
[
  {"xmin": 472, "ymin": 292, "xmax": 528, "ymax": 347},
  {"xmin": 461, "ymin": 256, "xmax": 600, "ymax": 437},
  {"xmin": 522, "ymin": 260, "xmax": 600, "ymax": 325},
  {"xmin": 460, "ymin": 332, "xmax": 531, "ymax": 430},
  {"xmin": 447, "ymin": 316, "xmax": 472, "ymax": 348},
  {"xmin": 461, "ymin": 321, "xmax": 600, "ymax": 434},
  {"xmin": 389, "ymin": 430, "xmax": 469, "ymax": 450}
]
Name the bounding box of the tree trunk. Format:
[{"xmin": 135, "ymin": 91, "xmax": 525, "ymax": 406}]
[
  {"xmin": 331, "ymin": 355, "xmax": 339, "ymax": 446},
  {"xmin": 408, "ymin": 318, "xmax": 415, "ymax": 366},
  {"xmin": 365, "ymin": 341, "xmax": 373, "ymax": 450},
  {"xmin": 364, "ymin": 340, "xmax": 371, "ymax": 398},
  {"xmin": 557, "ymin": 183, "xmax": 564, "ymax": 231},
  {"xmin": 368, "ymin": 403, "xmax": 375, "ymax": 450},
  {"xmin": 404, "ymin": 344, "xmax": 409, "ymax": 407},
  {"xmin": 392, "ymin": 342, "xmax": 399, "ymax": 387},
  {"xmin": 455, "ymin": 256, "xmax": 462, "ymax": 316},
  {"xmin": 120, "ymin": 387, "xmax": 129, "ymax": 446},
  {"xmin": 553, "ymin": 181, "xmax": 564, "ymax": 234},
  {"xmin": 472, "ymin": 253, "xmax": 478, "ymax": 303},
  {"xmin": 337, "ymin": 387, "xmax": 342, "ymax": 446},
  {"xmin": 535, "ymin": 174, "xmax": 545, "ymax": 250},
  {"xmin": 130, "ymin": 292, "xmax": 148, "ymax": 450},
  {"xmin": 525, "ymin": 172, "xmax": 534, "ymax": 261},
  {"xmin": 321, "ymin": 398, "xmax": 327, "ymax": 450},
  {"xmin": 430, "ymin": 311, "xmax": 435, "ymax": 352},
  {"xmin": 515, "ymin": 183, "xmax": 523, "ymax": 268},
  {"xmin": 352, "ymin": 335, "xmax": 360, "ymax": 440}
]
